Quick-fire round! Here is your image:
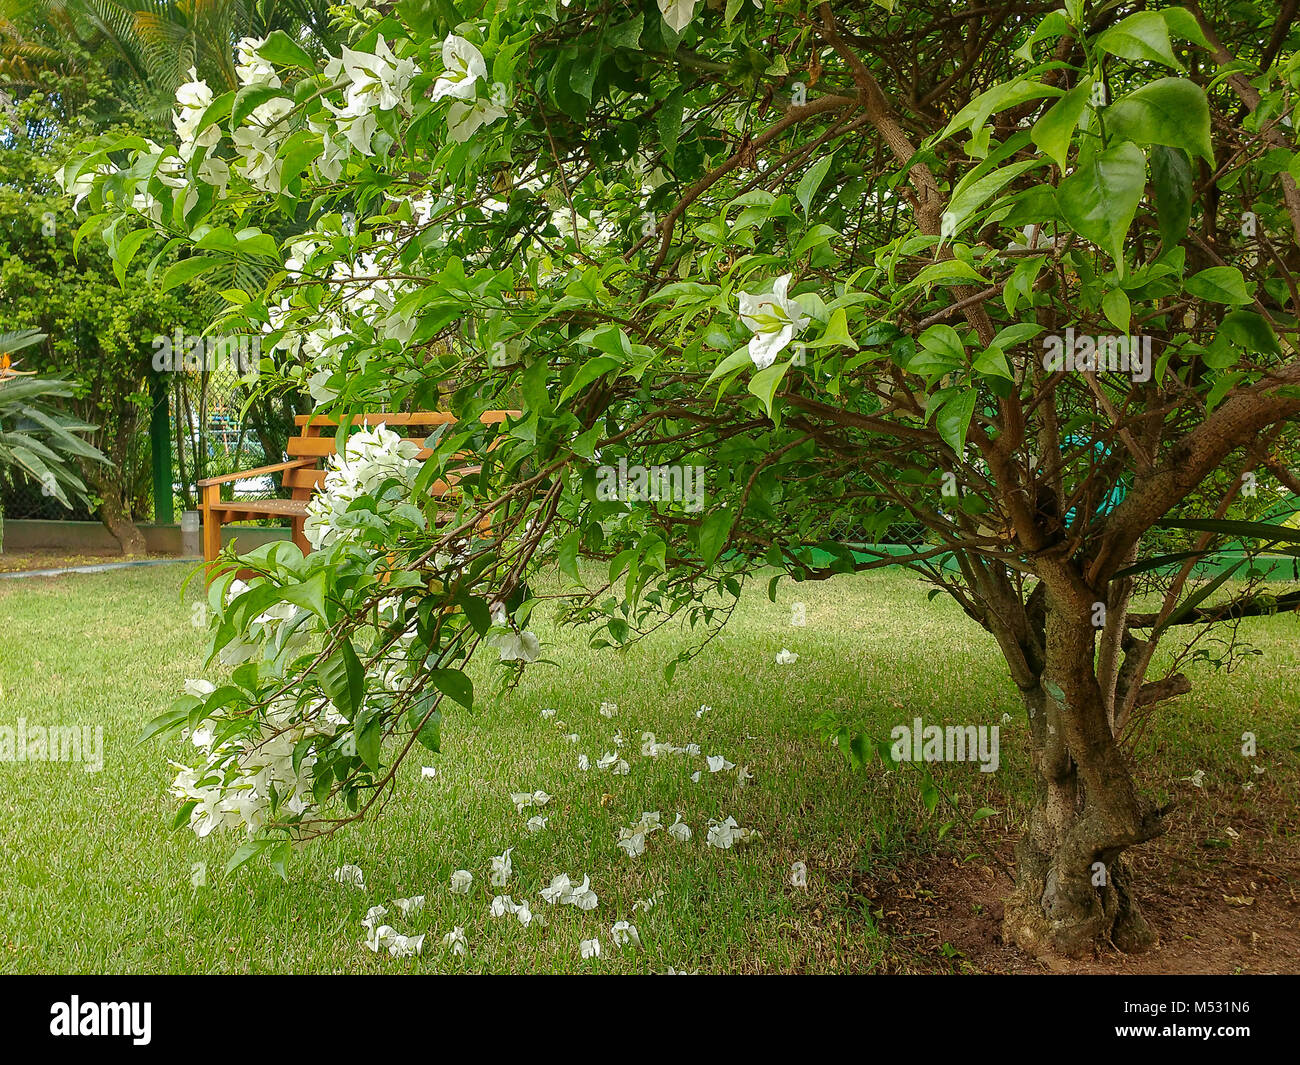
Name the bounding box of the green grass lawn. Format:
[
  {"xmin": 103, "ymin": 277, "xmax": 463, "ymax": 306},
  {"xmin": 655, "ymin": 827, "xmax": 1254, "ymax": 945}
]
[{"xmin": 1, "ymin": 563, "xmax": 1296, "ymax": 973}]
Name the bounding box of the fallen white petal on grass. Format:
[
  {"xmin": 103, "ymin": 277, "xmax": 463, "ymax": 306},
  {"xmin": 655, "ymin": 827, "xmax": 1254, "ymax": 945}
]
[
  {"xmin": 707, "ymin": 816, "xmax": 760, "ymax": 850},
  {"xmin": 668, "ymin": 813, "xmax": 691, "ymax": 841},
  {"xmin": 392, "ymin": 895, "xmax": 425, "ymax": 916},
  {"xmin": 790, "ymin": 861, "xmax": 808, "ymax": 889},
  {"xmin": 599, "ymin": 701, "xmax": 618, "ymax": 718},
  {"xmin": 540, "ymin": 872, "xmax": 598, "ymax": 910},
  {"xmin": 442, "ymin": 927, "xmax": 467, "ymax": 955},
  {"xmin": 361, "ymin": 905, "xmax": 388, "ymax": 931},
  {"xmin": 611, "ymin": 920, "xmax": 641, "ymax": 948},
  {"xmin": 707, "ymin": 755, "xmax": 735, "ymax": 773},
  {"xmin": 696, "ymin": 705, "xmax": 710, "ymax": 719},
  {"xmin": 774, "ymin": 648, "xmax": 799, "ymax": 665},
  {"xmin": 1181, "ymin": 769, "xmax": 1206, "ymax": 788},
  {"xmin": 332, "ymin": 864, "xmax": 365, "ymax": 888},
  {"xmin": 490, "ymin": 847, "xmax": 514, "ymax": 887},
  {"xmin": 387, "ymin": 932, "xmax": 424, "ymax": 957},
  {"xmin": 541, "ymin": 707, "xmax": 557, "ymax": 719},
  {"xmin": 421, "ymin": 766, "xmax": 438, "ymax": 779},
  {"xmin": 580, "ymin": 937, "xmax": 601, "ymax": 959},
  {"xmin": 526, "ymin": 815, "xmax": 548, "ymax": 833},
  {"xmin": 449, "ymin": 869, "xmax": 474, "ymax": 895}
]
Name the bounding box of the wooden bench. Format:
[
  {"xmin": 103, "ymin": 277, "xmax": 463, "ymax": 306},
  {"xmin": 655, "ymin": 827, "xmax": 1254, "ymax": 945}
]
[{"xmin": 199, "ymin": 411, "xmax": 515, "ymax": 564}]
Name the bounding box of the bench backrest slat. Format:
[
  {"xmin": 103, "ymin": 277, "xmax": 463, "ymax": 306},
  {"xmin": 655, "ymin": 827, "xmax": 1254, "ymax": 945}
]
[{"xmin": 282, "ymin": 411, "xmax": 515, "ymax": 502}]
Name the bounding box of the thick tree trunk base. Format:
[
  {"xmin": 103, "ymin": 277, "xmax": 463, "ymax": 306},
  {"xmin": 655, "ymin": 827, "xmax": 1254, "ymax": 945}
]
[{"xmin": 1003, "ymin": 847, "xmax": 1157, "ymax": 959}]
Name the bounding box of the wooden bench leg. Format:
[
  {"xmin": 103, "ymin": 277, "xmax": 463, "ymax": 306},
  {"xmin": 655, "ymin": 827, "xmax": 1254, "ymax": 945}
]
[{"xmin": 202, "ymin": 484, "xmax": 225, "ymax": 585}]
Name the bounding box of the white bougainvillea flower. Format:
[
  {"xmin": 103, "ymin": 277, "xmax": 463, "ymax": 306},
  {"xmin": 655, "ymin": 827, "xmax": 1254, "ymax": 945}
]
[
  {"xmin": 541, "ymin": 707, "xmax": 558, "ymax": 719},
  {"xmin": 569, "ymin": 876, "xmax": 598, "ymax": 910},
  {"xmin": 596, "ymin": 752, "xmax": 618, "ymax": 770},
  {"xmin": 388, "ymin": 932, "xmax": 425, "ymax": 957},
  {"xmin": 578, "ymin": 754, "xmax": 590, "ymax": 771},
  {"xmin": 739, "ymin": 274, "xmax": 810, "ymax": 369},
  {"xmin": 183, "ymin": 678, "xmax": 216, "ymax": 700},
  {"xmin": 774, "ymin": 648, "xmax": 800, "ymax": 665},
  {"xmin": 526, "ymin": 815, "xmax": 548, "ymax": 833},
  {"xmin": 442, "ymin": 927, "xmax": 467, "ymax": 955},
  {"xmin": 172, "ymin": 67, "xmax": 219, "ymax": 160},
  {"xmin": 1181, "ymin": 769, "xmax": 1206, "ymax": 787},
  {"xmin": 446, "ymin": 99, "xmax": 507, "ymax": 143},
  {"xmin": 790, "ymin": 861, "xmax": 809, "ymax": 889},
  {"xmin": 392, "ymin": 895, "xmax": 425, "ymax": 916},
  {"xmin": 361, "ymin": 905, "xmax": 388, "ymax": 931},
  {"xmin": 235, "ymin": 36, "xmax": 281, "ymax": 89},
  {"xmin": 1252, "ymin": 765, "xmax": 1265, "ymax": 776},
  {"xmin": 696, "ymin": 704, "xmax": 710, "ymax": 719},
  {"xmin": 449, "ymin": 869, "xmax": 474, "ymax": 895},
  {"xmin": 421, "ymin": 766, "xmax": 437, "ymax": 779},
  {"xmin": 565, "ymin": 733, "xmax": 581, "ymax": 744},
  {"xmin": 691, "ymin": 770, "xmax": 702, "ymax": 783},
  {"xmin": 611, "ymin": 921, "xmax": 642, "ymax": 949},
  {"xmin": 541, "ymin": 873, "xmax": 598, "ymax": 910},
  {"xmin": 668, "ymin": 813, "xmax": 692, "ymax": 841},
  {"xmin": 657, "ymin": 0, "xmax": 698, "ymax": 34},
  {"xmin": 735, "ymin": 764, "xmax": 754, "ymax": 787},
  {"xmin": 511, "ymin": 789, "xmax": 552, "ymax": 813},
  {"xmin": 580, "ymin": 937, "xmax": 601, "ymax": 959},
  {"xmin": 333, "ymin": 864, "xmax": 365, "ymax": 888},
  {"xmin": 493, "ymin": 627, "xmax": 541, "ymax": 662},
  {"xmin": 707, "ymin": 755, "xmax": 735, "ymax": 773},
  {"xmin": 540, "ymin": 873, "xmax": 572, "ymax": 905},
  {"xmin": 599, "ymin": 701, "xmax": 619, "ymax": 718},
  {"xmin": 707, "ymin": 816, "xmax": 760, "ymax": 849},
  {"xmin": 490, "ymin": 847, "xmax": 514, "ymax": 887},
  {"xmin": 432, "ymin": 36, "xmax": 487, "ymax": 101},
  {"xmin": 618, "ymin": 832, "xmax": 647, "ymax": 858},
  {"xmin": 490, "ymin": 894, "xmax": 517, "ymax": 918},
  {"xmin": 1001, "ymin": 713, "xmax": 1013, "ymax": 725},
  {"xmin": 515, "ymin": 900, "xmax": 534, "ymax": 927},
  {"xmin": 364, "ymin": 923, "xmax": 396, "ymax": 952},
  {"xmin": 613, "ymin": 730, "xmax": 625, "ymax": 748}
]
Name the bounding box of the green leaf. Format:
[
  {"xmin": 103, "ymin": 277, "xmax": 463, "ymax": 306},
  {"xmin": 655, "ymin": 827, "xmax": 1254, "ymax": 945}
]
[
  {"xmin": 918, "ymin": 324, "xmax": 965, "ymax": 361},
  {"xmin": 557, "ymin": 528, "xmax": 581, "ymax": 582},
  {"xmin": 747, "ymin": 359, "xmax": 790, "ymax": 419},
  {"xmin": 1102, "ymin": 288, "xmax": 1131, "ymax": 333},
  {"xmin": 1150, "ymin": 144, "xmax": 1193, "ymax": 249},
  {"xmin": 1031, "ymin": 82, "xmax": 1090, "ymax": 169},
  {"xmin": 320, "ymin": 639, "xmax": 365, "ymax": 719},
  {"xmin": 1096, "ymin": 11, "xmax": 1183, "ymax": 71},
  {"xmin": 428, "ymin": 668, "xmax": 474, "ymax": 710},
  {"xmin": 232, "ymin": 85, "xmax": 289, "ymax": 128},
  {"xmin": 796, "ymin": 153, "xmax": 835, "ymax": 215},
  {"xmin": 161, "ymin": 256, "xmax": 218, "ymax": 292},
  {"xmin": 698, "ymin": 508, "xmax": 734, "ymax": 565},
  {"xmin": 1185, "ymin": 266, "xmax": 1251, "ymax": 305},
  {"xmin": 1057, "ymin": 141, "xmax": 1145, "ymax": 274},
  {"xmin": 1216, "ymin": 310, "xmax": 1281, "ymax": 355},
  {"xmin": 934, "ymin": 388, "xmax": 978, "ymax": 454},
  {"xmin": 113, "ymin": 229, "xmax": 152, "ymax": 287},
  {"xmin": 355, "ymin": 715, "xmax": 383, "ymax": 771},
  {"xmin": 1105, "ymin": 78, "xmax": 1213, "ymax": 165},
  {"xmin": 257, "ymin": 29, "xmax": 316, "ymax": 70}
]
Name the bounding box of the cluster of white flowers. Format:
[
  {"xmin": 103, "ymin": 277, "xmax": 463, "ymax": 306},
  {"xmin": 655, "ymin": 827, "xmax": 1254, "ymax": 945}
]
[
  {"xmin": 431, "ymin": 36, "xmax": 505, "ymax": 142},
  {"xmin": 170, "ymin": 675, "xmax": 345, "ymax": 837},
  {"xmin": 302, "ymin": 423, "xmax": 422, "ymax": 550}
]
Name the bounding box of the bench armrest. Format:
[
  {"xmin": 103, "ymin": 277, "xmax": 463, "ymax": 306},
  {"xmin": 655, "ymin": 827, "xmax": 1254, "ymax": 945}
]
[{"xmin": 198, "ymin": 458, "xmax": 314, "ymax": 488}]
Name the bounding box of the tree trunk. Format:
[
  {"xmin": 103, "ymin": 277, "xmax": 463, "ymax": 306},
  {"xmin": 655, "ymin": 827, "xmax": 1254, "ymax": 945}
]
[
  {"xmin": 89, "ymin": 467, "xmax": 147, "ymax": 556},
  {"xmin": 1002, "ymin": 590, "xmax": 1166, "ymax": 957}
]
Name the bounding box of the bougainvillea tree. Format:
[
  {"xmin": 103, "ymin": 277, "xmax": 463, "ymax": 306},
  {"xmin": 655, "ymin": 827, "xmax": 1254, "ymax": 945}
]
[{"xmin": 69, "ymin": 0, "xmax": 1300, "ymax": 957}]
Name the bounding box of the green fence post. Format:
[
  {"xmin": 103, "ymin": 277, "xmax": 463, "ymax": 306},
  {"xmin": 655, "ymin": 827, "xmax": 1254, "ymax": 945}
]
[{"xmin": 150, "ymin": 372, "xmax": 173, "ymax": 524}]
